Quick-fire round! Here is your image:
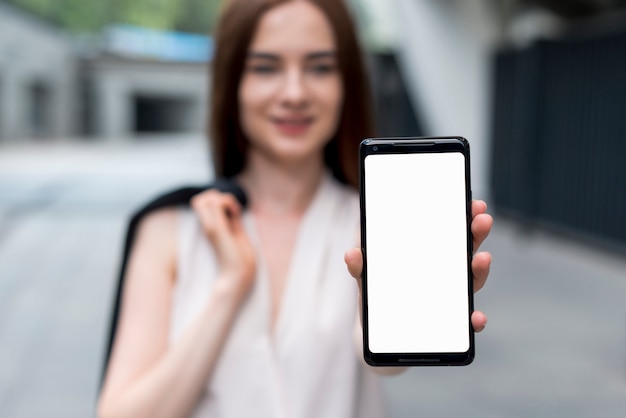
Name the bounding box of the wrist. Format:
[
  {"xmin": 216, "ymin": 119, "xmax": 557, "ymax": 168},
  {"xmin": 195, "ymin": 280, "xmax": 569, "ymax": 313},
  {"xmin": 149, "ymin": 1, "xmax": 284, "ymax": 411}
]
[{"xmin": 212, "ymin": 273, "xmax": 252, "ymax": 303}]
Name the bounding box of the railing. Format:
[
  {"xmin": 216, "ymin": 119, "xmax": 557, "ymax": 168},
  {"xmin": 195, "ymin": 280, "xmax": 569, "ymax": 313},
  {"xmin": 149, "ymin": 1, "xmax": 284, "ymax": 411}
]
[{"xmin": 490, "ymin": 27, "xmax": 626, "ymax": 249}]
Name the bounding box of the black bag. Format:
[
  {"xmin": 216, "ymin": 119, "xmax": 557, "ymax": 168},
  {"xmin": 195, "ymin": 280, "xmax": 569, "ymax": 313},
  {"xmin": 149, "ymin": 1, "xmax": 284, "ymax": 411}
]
[{"xmin": 100, "ymin": 178, "xmax": 247, "ymax": 388}]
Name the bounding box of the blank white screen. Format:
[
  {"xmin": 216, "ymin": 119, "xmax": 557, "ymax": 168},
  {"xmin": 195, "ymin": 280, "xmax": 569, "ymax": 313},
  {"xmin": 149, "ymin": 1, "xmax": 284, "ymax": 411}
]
[{"xmin": 365, "ymin": 152, "xmax": 469, "ymax": 353}]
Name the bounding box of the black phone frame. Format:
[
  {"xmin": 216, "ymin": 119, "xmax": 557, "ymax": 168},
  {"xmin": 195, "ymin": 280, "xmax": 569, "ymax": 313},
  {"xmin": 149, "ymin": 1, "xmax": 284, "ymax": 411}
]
[{"xmin": 359, "ymin": 136, "xmax": 475, "ymax": 367}]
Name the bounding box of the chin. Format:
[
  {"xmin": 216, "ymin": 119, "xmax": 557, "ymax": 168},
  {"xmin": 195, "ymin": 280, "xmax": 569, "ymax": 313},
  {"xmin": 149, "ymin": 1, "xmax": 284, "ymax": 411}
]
[{"xmin": 267, "ymin": 143, "xmax": 324, "ymax": 166}]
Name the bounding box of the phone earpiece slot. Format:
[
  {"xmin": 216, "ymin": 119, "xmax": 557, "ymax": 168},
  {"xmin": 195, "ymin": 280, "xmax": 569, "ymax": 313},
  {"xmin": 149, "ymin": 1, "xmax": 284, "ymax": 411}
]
[{"xmin": 394, "ymin": 142, "xmax": 435, "ymax": 147}]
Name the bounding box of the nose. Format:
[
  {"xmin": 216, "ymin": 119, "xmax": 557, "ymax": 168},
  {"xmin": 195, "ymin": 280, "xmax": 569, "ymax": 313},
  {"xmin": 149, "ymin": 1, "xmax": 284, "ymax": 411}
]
[{"xmin": 280, "ymin": 68, "xmax": 308, "ymax": 108}]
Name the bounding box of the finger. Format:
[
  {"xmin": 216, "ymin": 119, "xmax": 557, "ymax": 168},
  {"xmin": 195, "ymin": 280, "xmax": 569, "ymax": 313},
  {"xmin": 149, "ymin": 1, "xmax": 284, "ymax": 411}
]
[
  {"xmin": 344, "ymin": 248, "xmax": 362, "ymax": 279},
  {"xmin": 471, "ymin": 200, "xmax": 487, "ymax": 219},
  {"xmin": 219, "ymin": 193, "xmax": 245, "ymax": 233},
  {"xmin": 472, "ymin": 251, "xmax": 491, "ymax": 293},
  {"xmin": 472, "ymin": 213, "xmax": 493, "ymax": 253},
  {"xmin": 219, "ymin": 193, "xmax": 243, "ymax": 219},
  {"xmin": 190, "ymin": 193, "xmax": 217, "ymax": 228},
  {"xmin": 190, "ymin": 189, "xmax": 222, "ymax": 211},
  {"xmin": 344, "ymin": 248, "xmax": 364, "ymax": 293},
  {"xmin": 191, "ymin": 191, "xmax": 231, "ymax": 235},
  {"xmin": 471, "ymin": 310, "xmax": 488, "ymax": 332}
]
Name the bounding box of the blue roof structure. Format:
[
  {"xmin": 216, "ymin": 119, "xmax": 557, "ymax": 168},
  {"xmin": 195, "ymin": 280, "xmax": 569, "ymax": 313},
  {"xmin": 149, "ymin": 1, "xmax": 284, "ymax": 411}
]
[{"xmin": 105, "ymin": 24, "xmax": 213, "ymax": 62}]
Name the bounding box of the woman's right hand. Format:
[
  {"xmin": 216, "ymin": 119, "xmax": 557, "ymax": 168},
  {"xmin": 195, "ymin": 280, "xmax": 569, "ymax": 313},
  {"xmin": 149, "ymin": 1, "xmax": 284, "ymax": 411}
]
[
  {"xmin": 191, "ymin": 190, "xmax": 256, "ymax": 299},
  {"xmin": 100, "ymin": 193, "xmax": 257, "ymax": 418}
]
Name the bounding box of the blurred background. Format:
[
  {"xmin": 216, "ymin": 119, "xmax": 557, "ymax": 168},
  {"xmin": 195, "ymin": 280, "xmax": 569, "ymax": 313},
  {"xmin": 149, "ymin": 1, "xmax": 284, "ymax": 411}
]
[{"xmin": 1, "ymin": 0, "xmax": 625, "ymax": 416}]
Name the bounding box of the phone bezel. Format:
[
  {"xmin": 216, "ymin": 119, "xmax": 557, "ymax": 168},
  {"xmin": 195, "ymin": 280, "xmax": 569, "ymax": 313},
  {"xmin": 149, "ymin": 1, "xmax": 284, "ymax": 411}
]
[{"xmin": 359, "ymin": 136, "xmax": 475, "ymax": 366}]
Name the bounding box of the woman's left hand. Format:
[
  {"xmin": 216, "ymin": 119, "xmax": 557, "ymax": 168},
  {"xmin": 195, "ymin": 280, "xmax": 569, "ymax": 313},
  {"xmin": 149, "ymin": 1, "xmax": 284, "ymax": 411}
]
[{"xmin": 345, "ymin": 199, "xmax": 493, "ymax": 333}]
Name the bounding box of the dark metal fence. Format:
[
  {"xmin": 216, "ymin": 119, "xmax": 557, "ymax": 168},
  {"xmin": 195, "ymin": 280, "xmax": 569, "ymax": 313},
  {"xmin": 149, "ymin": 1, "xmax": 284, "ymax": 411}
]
[
  {"xmin": 491, "ymin": 27, "xmax": 626, "ymax": 248},
  {"xmin": 369, "ymin": 52, "xmax": 423, "ymax": 138}
]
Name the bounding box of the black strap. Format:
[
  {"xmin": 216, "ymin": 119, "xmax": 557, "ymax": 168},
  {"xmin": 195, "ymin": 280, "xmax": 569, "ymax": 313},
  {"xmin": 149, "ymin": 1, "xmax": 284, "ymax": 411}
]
[{"xmin": 100, "ymin": 178, "xmax": 247, "ymax": 388}]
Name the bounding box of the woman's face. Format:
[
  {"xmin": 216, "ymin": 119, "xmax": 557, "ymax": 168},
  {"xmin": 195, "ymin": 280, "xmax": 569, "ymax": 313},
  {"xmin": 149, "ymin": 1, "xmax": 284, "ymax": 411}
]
[{"xmin": 238, "ymin": 0, "xmax": 343, "ymax": 167}]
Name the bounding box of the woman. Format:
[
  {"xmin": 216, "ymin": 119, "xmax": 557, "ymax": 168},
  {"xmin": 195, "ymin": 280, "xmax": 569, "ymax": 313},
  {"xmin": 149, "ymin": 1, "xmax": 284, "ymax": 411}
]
[{"xmin": 98, "ymin": 0, "xmax": 493, "ymax": 417}]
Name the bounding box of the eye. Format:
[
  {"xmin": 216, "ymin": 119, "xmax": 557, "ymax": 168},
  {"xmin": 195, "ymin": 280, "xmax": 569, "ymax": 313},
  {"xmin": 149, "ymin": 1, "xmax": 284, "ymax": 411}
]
[
  {"xmin": 249, "ymin": 65, "xmax": 278, "ymax": 75},
  {"xmin": 308, "ymin": 64, "xmax": 336, "ymax": 75}
]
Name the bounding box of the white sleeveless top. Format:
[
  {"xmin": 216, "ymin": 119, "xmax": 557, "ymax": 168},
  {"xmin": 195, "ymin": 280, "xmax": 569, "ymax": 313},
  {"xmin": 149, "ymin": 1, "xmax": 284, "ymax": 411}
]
[{"xmin": 169, "ymin": 173, "xmax": 387, "ymax": 418}]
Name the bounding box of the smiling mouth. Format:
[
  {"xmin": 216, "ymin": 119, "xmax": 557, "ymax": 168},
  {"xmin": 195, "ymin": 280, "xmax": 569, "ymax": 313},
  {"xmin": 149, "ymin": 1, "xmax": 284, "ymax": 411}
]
[{"xmin": 273, "ymin": 117, "xmax": 314, "ymax": 135}]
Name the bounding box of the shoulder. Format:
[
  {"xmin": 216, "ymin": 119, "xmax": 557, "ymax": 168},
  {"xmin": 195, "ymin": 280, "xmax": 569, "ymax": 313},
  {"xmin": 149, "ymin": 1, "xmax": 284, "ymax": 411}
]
[
  {"xmin": 131, "ymin": 207, "xmax": 179, "ymax": 278},
  {"xmin": 136, "ymin": 207, "xmax": 179, "ymax": 242}
]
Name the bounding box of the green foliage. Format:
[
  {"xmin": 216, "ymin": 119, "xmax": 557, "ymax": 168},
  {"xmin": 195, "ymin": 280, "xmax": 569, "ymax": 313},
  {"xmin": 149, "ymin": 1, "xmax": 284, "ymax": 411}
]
[
  {"xmin": 109, "ymin": 0, "xmax": 182, "ymax": 31},
  {"xmin": 11, "ymin": 0, "xmax": 55, "ymax": 19},
  {"xmin": 7, "ymin": 0, "xmax": 220, "ymax": 34},
  {"xmin": 175, "ymin": 0, "xmax": 222, "ymax": 34},
  {"xmin": 55, "ymin": 0, "xmax": 108, "ymax": 32}
]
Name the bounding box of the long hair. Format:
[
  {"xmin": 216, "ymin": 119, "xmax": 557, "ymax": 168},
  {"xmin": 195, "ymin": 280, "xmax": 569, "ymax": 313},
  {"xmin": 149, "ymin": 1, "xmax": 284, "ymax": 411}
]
[{"xmin": 209, "ymin": 0, "xmax": 375, "ymax": 188}]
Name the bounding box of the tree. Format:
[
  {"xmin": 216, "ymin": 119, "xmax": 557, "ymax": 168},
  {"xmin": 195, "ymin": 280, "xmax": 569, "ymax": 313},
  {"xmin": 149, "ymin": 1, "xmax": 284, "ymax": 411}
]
[
  {"xmin": 7, "ymin": 0, "xmax": 220, "ymax": 34},
  {"xmin": 174, "ymin": 0, "xmax": 221, "ymax": 34}
]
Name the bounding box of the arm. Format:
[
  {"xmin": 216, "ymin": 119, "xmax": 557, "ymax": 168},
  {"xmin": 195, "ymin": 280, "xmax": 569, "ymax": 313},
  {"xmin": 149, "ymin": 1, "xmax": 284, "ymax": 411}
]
[{"xmin": 98, "ymin": 191, "xmax": 255, "ymax": 418}]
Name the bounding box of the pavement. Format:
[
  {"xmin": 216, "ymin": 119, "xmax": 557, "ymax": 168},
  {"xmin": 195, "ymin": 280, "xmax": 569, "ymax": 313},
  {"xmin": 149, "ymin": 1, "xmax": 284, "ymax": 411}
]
[{"xmin": 0, "ymin": 135, "xmax": 624, "ymax": 418}]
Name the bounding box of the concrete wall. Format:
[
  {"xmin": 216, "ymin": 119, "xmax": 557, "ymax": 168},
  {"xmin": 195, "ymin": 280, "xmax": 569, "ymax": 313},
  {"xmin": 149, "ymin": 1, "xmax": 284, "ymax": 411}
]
[
  {"xmin": 391, "ymin": 0, "xmax": 501, "ymax": 198},
  {"xmin": 0, "ymin": 4, "xmax": 78, "ymax": 140},
  {"xmin": 86, "ymin": 58, "xmax": 209, "ymax": 139}
]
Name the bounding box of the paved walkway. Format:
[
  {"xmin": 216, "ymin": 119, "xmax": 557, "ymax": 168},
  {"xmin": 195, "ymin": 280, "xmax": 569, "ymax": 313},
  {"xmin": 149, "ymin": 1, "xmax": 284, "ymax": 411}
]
[{"xmin": 0, "ymin": 136, "xmax": 624, "ymax": 417}]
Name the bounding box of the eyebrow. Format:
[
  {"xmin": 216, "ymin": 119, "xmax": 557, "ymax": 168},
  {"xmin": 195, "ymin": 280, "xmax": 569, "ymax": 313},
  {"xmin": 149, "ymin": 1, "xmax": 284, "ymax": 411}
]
[{"xmin": 247, "ymin": 51, "xmax": 337, "ymax": 61}]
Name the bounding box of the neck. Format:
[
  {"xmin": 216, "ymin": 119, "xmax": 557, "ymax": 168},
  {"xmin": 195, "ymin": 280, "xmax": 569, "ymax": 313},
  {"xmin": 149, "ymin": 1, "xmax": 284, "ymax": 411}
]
[{"xmin": 237, "ymin": 151, "xmax": 326, "ymax": 217}]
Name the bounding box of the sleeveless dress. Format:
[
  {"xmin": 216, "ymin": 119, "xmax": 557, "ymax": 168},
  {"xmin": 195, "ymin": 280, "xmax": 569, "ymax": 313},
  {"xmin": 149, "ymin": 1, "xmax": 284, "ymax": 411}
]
[{"xmin": 169, "ymin": 173, "xmax": 387, "ymax": 418}]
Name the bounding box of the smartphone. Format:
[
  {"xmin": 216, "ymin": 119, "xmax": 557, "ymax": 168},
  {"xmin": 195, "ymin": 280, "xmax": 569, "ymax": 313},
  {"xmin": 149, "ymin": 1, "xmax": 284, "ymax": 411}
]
[{"xmin": 359, "ymin": 137, "xmax": 474, "ymax": 366}]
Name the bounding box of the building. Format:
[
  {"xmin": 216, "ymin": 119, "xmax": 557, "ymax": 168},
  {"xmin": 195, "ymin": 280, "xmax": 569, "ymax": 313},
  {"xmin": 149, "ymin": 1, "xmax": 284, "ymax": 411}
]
[
  {"xmin": 0, "ymin": 4, "xmax": 210, "ymax": 141},
  {"xmin": 0, "ymin": 3, "xmax": 78, "ymax": 140},
  {"xmin": 81, "ymin": 25, "xmax": 211, "ymax": 139}
]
